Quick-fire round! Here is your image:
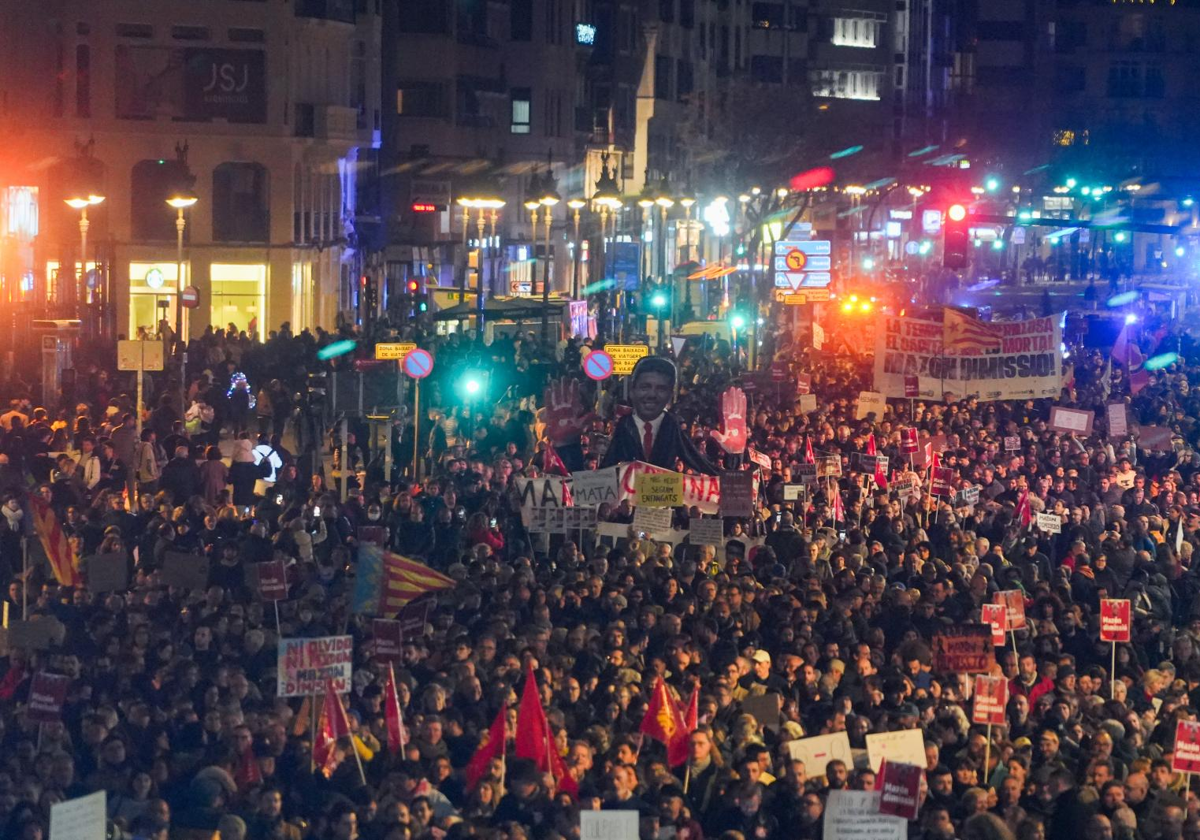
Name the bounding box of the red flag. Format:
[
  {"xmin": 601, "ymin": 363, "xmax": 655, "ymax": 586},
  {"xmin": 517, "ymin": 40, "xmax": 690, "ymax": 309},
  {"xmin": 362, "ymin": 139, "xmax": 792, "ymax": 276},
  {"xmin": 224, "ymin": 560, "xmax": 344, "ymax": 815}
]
[
  {"xmin": 1016, "ymin": 489, "xmax": 1032, "ymax": 528},
  {"xmin": 1131, "ymin": 369, "xmax": 1150, "ymax": 395},
  {"xmin": 639, "ymin": 678, "xmax": 689, "ymax": 766},
  {"xmin": 804, "ymin": 437, "xmax": 815, "ymax": 465},
  {"xmin": 465, "ymin": 705, "xmax": 508, "ymax": 790},
  {"xmin": 543, "ymin": 442, "xmax": 571, "ymax": 477},
  {"xmin": 1112, "ymin": 322, "xmax": 1144, "ymax": 368},
  {"xmin": 832, "ymin": 492, "xmax": 846, "ymax": 525},
  {"xmin": 683, "ymin": 687, "xmax": 698, "ymax": 735},
  {"xmin": 384, "ymin": 666, "xmax": 407, "ymax": 756},
  {"xmin": 515, "ymin": 665, "xmax": 577, "ymax": 796},
  {"xmin": 313, "ymin": 683, "xmax": 352, "ymax": 778},
  {"xmin": 867, "ymin": 434, "xmax": 888, "ymax": 489},
  {"xmin": 235, "ymin": 747, "xmax": 262, "ymax": 790}
]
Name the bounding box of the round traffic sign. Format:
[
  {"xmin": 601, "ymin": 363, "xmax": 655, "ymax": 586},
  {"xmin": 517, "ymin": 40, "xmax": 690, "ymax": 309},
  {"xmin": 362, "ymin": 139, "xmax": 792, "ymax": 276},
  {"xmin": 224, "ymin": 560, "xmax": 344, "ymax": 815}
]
[
  {"xmin": 181, "ymin": 285, "xmax": 200, "ymax": 309},
  {"xmin": 785, "ymin": 249, "xmax": 807, "ymax": 271},
  {"xmin": 403, "ymin": 348, "xmax": 433, "ymax": 379},
  {"xmin": 583, "ymin": 350, "xmax": 614, "ymax": 381}
]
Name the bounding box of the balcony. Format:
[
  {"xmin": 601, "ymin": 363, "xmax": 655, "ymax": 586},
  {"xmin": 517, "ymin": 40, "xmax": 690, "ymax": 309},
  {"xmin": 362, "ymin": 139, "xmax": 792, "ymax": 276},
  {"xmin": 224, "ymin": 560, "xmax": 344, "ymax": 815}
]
[{"xmin": 294, "ymin": 104, "xmax": 364, "ymax": 141}]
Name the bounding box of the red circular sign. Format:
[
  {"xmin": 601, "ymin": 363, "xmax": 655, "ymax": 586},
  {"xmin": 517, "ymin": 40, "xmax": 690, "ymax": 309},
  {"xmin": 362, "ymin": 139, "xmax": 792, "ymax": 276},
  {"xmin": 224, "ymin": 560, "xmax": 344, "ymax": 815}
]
[
  {"xmin": 403, "ymin": 348, "xmax": 433, "ymax": 379},
  {"xmin": 582, "ymin": 350, "xmax": 614, "ymax": 381},
  {"xmin": 785, "ymin": 249, "xmax": 807, "ymax": 271},
  {"xmin": 180, "ymin": 285, "xmax": 200, "ymax": 309}
]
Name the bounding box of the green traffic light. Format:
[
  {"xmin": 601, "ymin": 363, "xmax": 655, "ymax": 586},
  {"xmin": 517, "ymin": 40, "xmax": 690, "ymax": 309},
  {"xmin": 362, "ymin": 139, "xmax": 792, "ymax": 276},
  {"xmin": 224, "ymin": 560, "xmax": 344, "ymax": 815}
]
[
  {"xmin": 651, "ymin": 292, "xmax": 668, "ymax": 309},
  {"xmin": 731, "ymin": 314, "xmax": 746, "ymax": 329},
  {"xmin": 985, "ymin": 176, "xmax": 1000, "ymax": 192},
  {"xmin": 465, "ymin": 379, "xmax": 481, "ymax": 395}
]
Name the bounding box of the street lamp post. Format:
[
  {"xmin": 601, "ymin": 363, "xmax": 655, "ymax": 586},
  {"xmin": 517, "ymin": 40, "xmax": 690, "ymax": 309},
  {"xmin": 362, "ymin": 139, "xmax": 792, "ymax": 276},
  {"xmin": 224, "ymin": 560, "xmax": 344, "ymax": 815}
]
[
  {"xmin": 538, "ymin": 168, "xmax": 560, "ymax": 344},
  {"xmin": 655, "ymin": 183, "xmax": 675, "ymax": 348},
  {"xmin": 64, "ymin": 194, "xmax": 105, "ymax": 309},
  {"xmin": 592, "ymin": 154, "xmax": 623, "ymax": 341},
  {"xmin": 165, "ymin": 144, "xmax": 198, "ymax": 417},
  {"xmin": 568, "ymin": 198, "xmax": 585, "ymax": 300},
  {"xmin": 679, "ymin": 189, "xmax": 696, "ymax": 322},
  {"xmin": 455, "ymin": 197, "xmax": 475, "ymax": 304}
]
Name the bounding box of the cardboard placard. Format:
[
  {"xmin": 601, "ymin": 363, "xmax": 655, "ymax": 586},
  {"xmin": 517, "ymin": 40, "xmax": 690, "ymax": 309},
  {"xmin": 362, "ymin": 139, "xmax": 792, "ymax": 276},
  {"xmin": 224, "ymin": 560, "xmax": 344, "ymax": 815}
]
[
  {"xmin": 748, "ymin": 448, "xmax": 773, "ymax": 471},
  {"xmin": 27, "ymin": 671, "xmax": 70, "ymax": 723},
  {"xmin": 1004, "ymin": 435, "xmax": 1021, "ymax": 451},
  {"xmin": 823, "ymin": 791, "xmax": 906, "ymax": 840},
  {"xmin": 277, "ymin": 635, "xmax": 354, "ymax": 697},
  {"xmin": 85, "ymin": 552, "xmax": 129, "ymax": 594},
  {"xmin": 372, "ymin": 619, "xmax": 403, "ymax": 662},
  {"xmin": 890, "ymin": 477, "xmax": 916, "ymax": 500},
  {"xmin": 797, "ymin": 393, "xmax": 818, "ymax": 413},
  {"xmin": 1100, "ymin": 599, "xmax": 1132, "ymax": 643},
  {"xmin": 1049, "ymin": 406, "xmax": 1095, "ymax": 435},
  {"xmin": 956, "ymin": 485, "xmax": 980, "ymax": 506},
  {"xmin": 783, "ymin": 483, "xmax": 806, "ymax": 502},
  {"xmin": 865, "ymin": 729, "xmax": 926, "ymax": 774},
  {"xmin": 688, "ymin": 518, "xmax": 725, "ymax": 546},
  {"xmin": 994, "ymin": 590, "xmax": 1027, "ymax": 631},
  {"xmin": 878, "ymin": 760, "xmax": 922, "ymax": 820},
  {"xmin": 786, "ymin": 731, "xmax": 854, "ymax": 777},
  {"xmin": 570, "ymin": 467, "xmax": 621, "ymax": 507},
  {"xmin": 632, "ymin": 505, "xmax": 674, "ymax": 537},
  {"xmin": 1036, "ymin": 512, "xmax": 1062, "ymax": 534},
  {"xmin": 817, "ymin": 456, "xmax": 843, "ymax": 479},
  {"xmin": 981, "ymin": 603, "xmax": 1008, "ymax": 645},
  {"xmin": 163, "ymin": 552, "xmax": 210, "ymax": 591},
  {"xmin": 1107, "ymin": 403, "xmax": 1129, "ymax": 439},
  {"xmin": 718, "ymin": 471, "xmax": 755, "ymax": 518},
  {"xmin": 741, "ymin": 692, "xmax": 783, "ymax": 733},
  {"xmin": 903, "ymin": 376, "xmax": 920, "ymax": 399},
  {"xmin": 581, "ymin": 810, "xmax": 639, "ymax": 840},
  {"xmin": 932, "ymin": 625, "xmax": 995, "ymax": 673},
  {"xmin": 7, "ymin": 617, "xmax": 65, "ymax": 650},
  {"xmin": 635, "ymin": 472, "xmax": 684, "ymax": 507},
  {"xmin": 50, "ymin": 791, "xmax": 107, "ymax": 840},
  {"xmin": 856, "ymin": 391, "xmax": 887, "ymax": 420},
  {"xmin": 1174, "ymin": 719, "xmax": 1200, "ymax": 774},
  {"xmin": 255, "ymin": 560, "xmax": 288, "ymax": 601},
  {"xmin": 795, "ymin": 463, "xmax": 818, "ymax": 484},
  {"xmin": 972, "ymin": 674, "xmax": 1009, "ymax": 726}
]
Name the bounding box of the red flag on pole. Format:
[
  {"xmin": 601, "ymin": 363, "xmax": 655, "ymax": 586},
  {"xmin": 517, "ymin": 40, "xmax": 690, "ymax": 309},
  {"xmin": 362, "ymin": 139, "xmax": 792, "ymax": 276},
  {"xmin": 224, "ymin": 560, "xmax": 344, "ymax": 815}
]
[
  {"xmin": 384, "ymin": 666, "xmax": 407, "ymax": 756},
  {"xmin": 1016, "ymin": 489, "xmax": 1032, "ymax": 528},
  {"xmin": 515, "ymin": 664, "xmax": 577, "ymax": 795},
  {"xmin": 465, "ymin": 705, "xmax": 508, "ymax": 790},
  {"xmin": 866, "ymin": 434, "xmax": 888, "ymax": 489},
  {"xmin": 313, "ymin": 683, "xmax": 352, "ymax": 778},
  {"xmin": 804, "ymin": 437, "xmax": 815, "ymax": 464},
  {"xmin": 639, "ymin": 677, "xmax": 690, "ymax": 767},
  {"xmin": 683, "ymin": 687, "xmax": 698, "ymax": 733}
]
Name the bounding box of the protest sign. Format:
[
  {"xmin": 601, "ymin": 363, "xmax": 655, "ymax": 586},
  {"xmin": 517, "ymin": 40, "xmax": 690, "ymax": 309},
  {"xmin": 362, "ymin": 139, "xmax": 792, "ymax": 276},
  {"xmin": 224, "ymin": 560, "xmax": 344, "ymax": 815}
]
[
  {"xmin": 795, "ymin": 463, "xmax": 818, "ymax": 485},
  {"xmin": 856, "ymin": 391, "xmax": 887, "ymax": 420},
  {"xmin": 900, "ymin": 428, "xmax": 918, "ymax": 454},
  {"xmin": 749, "ymin": 448, "xmax": 773, "ymax": 470},
  {"xmin": 85, "ymin": 552, "xmax": 128, "ymax": 593},
  {"xmin": 903, "ymin": 376, "xmax": 920, "ymax": 399},
  {"xmin": 618, "ymin": 461, "xmax": 721, "ymax": 513},
  {"xmin": 1049, "ymin": 406, "xmax": 1095, "ymax": 435},
  {"xmin": 27, "ymin": 671, "xmax": 70, "ymax": 723},
  {"xmin": 1138, "ymin": 425, "xmax": 1175, "ymax": 451},
  {"xmin": 718, "ymin": 471, "xmax": 755, "ymax": 517},
  {"xmin": 398, "ymin": 598, "xmax": 435, "ymax": 636},
  {"xmin": 689, "ymin": 518, "xmax": 725, "ymax": 545},
  {"xmin": 783, "ymin": 483, "xmax": 807, "ymax": 502},
  {"xmin": 797, "ymin": 373, "xmax": 812, "ymax": 395},
  {"xmin": 956, "ymin": 485, "xmax": 980, "ymax": 506},
  {"xmin": 50, "ymin": 791, "xmax": 106, "ymax": 840},
  {"xmin": 7, "ymin": 617, "xmax": 65, "ymax": 650},
  {"xmin": 823, "ymin": 791, "xmax": 906, "ymax": 840},
  {"xmin": 818, "ymin": 456, "xmax": 843, "ymax": 478},
  {"xmin": 565, "ymin": 507, "xmax": 598, "ymax": 530},
  {"xmin": 635, "ymin": 472, "xmax": 684, "ymax": 507},
  {"xmin": 1100, "ymin": 599, "xmax": 1132, "ymax": 643},
  {"xmin": 865, "ymin": 729, "xmax": 926, "ymax": 773},
  {"xmin": 372, "ymin": 619, "xmax": 403, "ymax": 663},
  {"xmin": 874, "ymin": 314, "xmax": 1064, "ymax": 402},
  {"xmin": 1004, "ymin": 436, "xmax": 1021, "ymax": 451},
  {"xmin": 632, "ymin": 505, "xmax": 673, "ymax": 538},
  {"xmin": 742, "ymin": 692, "xmax": 783, "ymax": 733},
  {"xmin": 1036, "ymin": 512, "xmax": 1062, "ymax": 534},
  {"xmin": 932, "ymin": 625, "xmax": 995, "ymax": 673},
  {"xmin": 890, "ymin": 477, "xmax": 916, "ymax": 499},
  {"xmin": 798, "ymin": 393, "xmax": 818, "ymax": 413},
  {"xmin": 581, "ymin": 810, "xmax": 638, "ymax": 840},
  {"xmin": 1174, "ymin": 719, "xmax": 1200, "ymax": 774},
  {"xmin": 1107, "ymin": 403, "xmax": 1129, "ymax": 438},
  {"xmin": 972, "ymin": 675, "xmax": 1009, "ymax": 725},
  {"xmin": 570, "ymin": 467, "xmax": 621, "ymax": 507},
  {"xmin": 544, "ymin": 507, "xmax": 567, "ymax": 535},
  {"xmin": 878, "ymin": 761, "xmax": 922, "ymax": 820},
  {"xmin": 995, "ymin": 590, "xmax": 1027, "ymax": 631},
  {"xmin": 277, "ymin": 635, "xmax": 353, "ymax": 697},
  {"xmin": 787, "ymin": 731, "xmax": 854, "ymax": 776},
  {"xmin": 163, "ymin": 552, "xmax": 210, "ymax": 590},
  {"xmin": 256, "ymin": 560, "xmax": 288, "ymax": 601},
  {"xmin": 515, "ymin": 476, "xmax": 570, "ymax": 526},
  {"xmin": 930, "ymin": 466, "xmax": 953, "ymax": 497},
  {"xmin": 981, "ymin": 603, "xmax": 1008, "ymax": 645}
]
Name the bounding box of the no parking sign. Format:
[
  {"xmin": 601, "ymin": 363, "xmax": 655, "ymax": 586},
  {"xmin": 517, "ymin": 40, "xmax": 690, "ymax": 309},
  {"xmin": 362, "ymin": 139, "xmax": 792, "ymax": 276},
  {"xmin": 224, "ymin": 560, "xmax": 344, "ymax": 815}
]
[{"xmin": 582, "ymin": 350, "xmax": 614, "ymax": 381}]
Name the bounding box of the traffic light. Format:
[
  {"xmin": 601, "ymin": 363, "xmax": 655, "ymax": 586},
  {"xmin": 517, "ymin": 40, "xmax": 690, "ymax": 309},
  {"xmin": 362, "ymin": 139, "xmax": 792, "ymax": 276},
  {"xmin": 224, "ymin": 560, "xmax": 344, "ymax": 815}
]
[
  {"xmin": 943, "ymin": 203, "xmax": 969, "ymax": 270},
  {"xmin": 644, "ymin": 283, "xmax": 672, "ymax": 315},
  {"xmin": 415, "ymin": 293, "xmax": 428, "ymax": 313},
  {"xmin": 407, "ymin": 279, "xmax": 420, "ymax": 295}
]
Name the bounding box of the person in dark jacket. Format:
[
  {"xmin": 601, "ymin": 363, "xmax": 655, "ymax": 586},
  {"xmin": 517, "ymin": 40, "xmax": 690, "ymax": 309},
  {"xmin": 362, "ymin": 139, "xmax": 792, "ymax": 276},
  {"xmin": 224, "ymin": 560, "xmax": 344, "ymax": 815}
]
[{"xmin": 159, "ymin": 446, "xmax": 202, "ymax": 504}]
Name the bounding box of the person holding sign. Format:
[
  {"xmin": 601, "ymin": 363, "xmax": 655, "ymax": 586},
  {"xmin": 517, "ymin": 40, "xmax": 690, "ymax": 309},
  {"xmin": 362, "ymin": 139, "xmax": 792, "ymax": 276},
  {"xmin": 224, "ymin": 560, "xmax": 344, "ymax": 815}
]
[{"xmin": 600, "ymin": 358, "xmax": 717, "ymax": 475}]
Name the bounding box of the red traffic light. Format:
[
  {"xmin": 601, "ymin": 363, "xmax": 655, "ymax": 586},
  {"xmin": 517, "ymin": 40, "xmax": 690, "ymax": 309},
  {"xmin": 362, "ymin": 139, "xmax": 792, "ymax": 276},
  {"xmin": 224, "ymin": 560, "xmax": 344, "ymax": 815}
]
[
  {"xmin": 947, "ymin": 204, "xmax": 967, "ymax": 222},
  {"xmin": 407, "ymin": 280, "xmax": 419, "ymax": 293}
]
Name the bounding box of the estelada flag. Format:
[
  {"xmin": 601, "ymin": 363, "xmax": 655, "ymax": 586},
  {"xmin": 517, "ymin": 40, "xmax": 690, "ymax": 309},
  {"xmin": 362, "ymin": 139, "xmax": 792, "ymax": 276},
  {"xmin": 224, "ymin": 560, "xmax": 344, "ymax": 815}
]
[
  {"xmin": 515, "ymin": 664, "xmax": 577, "ymax": 795},
  {"xmin": 943, "ymin": 308, "xmax": 1003, "ymax": 355},
  {"xmin": 639, "ymin": 677, "xmax": 689, "ymax": 767},
  {"xmin": 383, "ymin": 666, "xmax": 407, "ymax": 756},
  {"xmin": 351, "ymin": 545, "xmax": 455, "ymax": 616},
  {"xmin": 28, "ymin": 494, "xmax": 81, "ymax": 587},
  {"xmin": 313, "ymin": 682, "xmax": 352, "ymax": 778},
  {"xmin": 465, "ymin": 704, "xmax": 508, "ymax": 790}
]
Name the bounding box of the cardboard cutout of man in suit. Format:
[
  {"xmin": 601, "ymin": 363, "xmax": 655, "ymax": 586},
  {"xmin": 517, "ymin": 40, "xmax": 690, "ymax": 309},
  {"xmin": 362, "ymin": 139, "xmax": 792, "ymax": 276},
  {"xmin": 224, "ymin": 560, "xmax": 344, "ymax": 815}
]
[{"xmin": 599, "ymin": 357, "xmax": 717, "ymax": 475}]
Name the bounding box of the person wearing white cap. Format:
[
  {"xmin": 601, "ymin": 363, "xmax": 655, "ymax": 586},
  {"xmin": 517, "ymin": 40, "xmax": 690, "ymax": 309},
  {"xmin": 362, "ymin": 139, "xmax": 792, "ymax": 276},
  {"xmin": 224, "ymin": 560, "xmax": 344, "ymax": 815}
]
[{"xmin": 740, "ymin": 649, "xmax": 787, "ymax": 693}]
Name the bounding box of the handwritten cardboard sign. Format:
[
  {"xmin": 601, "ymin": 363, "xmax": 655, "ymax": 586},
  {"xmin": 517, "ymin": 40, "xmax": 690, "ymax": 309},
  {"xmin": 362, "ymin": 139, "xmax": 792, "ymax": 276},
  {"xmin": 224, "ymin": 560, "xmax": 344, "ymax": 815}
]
[
  {"xmin": 718, "ymin": 471, "xmax": 755, "ymax": 517},
  {"xmin": 277, "ymin": 635, "xmax": 353, "ymax": 697},
  {"xmin": 932, "ymin": 625, "xmax": 995, "ymax": 673},
  {"xmin": 636, "ymin": 472, "xmax": 684, "ymax": 507}
]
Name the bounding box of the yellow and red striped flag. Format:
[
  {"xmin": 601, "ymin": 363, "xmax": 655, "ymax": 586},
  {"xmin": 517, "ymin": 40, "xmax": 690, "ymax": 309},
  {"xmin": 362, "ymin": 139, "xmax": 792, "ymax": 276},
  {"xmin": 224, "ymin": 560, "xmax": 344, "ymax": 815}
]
[
  {"xmin": 352, "ymin": 545, "xmax": 455, "ymax": 615},
  {"xmin": 28, "ymin": 495, "xmax": 81, "ymax": 587}
]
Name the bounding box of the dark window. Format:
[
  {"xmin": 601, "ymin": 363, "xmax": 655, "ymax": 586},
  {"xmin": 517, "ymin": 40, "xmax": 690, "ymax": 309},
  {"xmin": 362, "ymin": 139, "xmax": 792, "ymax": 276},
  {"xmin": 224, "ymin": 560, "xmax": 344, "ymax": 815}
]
[
  {"xmin": 229, "ymin": 28, "xmax": 266, "ymax": 43},
  {"xmin": 660, "ymin": 0, "xmax": 674, "ymax": 23},
  {"xmin": 1056, "ymin": 21, "xmax": 1086, "ymax": 54},
  {"xmin": 115, "ymin": 23, "xmax": 153, "ymax": 38},
  {"xmin": 512, "ymin": 0, "xmax": 533, "ymax": 41},
  {"xmin": 750, "ymin": 55, "xmax": 783, "ymax": 83},
  {"xmin": 1055, "ymin": 65, "xmax": 1086, "ymax": 94},
  {"xmin": 511, "ymin": 87, "xmax": 531, "ymax": 133},
  {"xmin": 1107, "ymin": 61, "xmax": 1141, "ymax": 97},
  {"xmin": 171, "ymin": 25, "xmax": 210, "ymax": 41},
  {"xmin": 294, "ymin": 0, "xmax": 355, "ymax": 23},
  {"xmin": 677, "ymin": 60, "xmax": 694, "ymax": 100},
  {"xmin": 396, "ymin": 81, "xmax": 446, "ymax": 117},
  {"xmin": 457, "ymin": 0, "xmax": 487, "ymax": 42},
  {"xmin": 1145, "ymin": 64, "xmax": 1165, "ymax": 97},
  {"xmin": 751, "ymin": 3, "xmax": 785, "ymax": 29},
  {"xmin": 75, "ymin": 45, "xmax": 90, "ymax": 118},
  {"xmin": 975, "ymin": 66, "xmax": 1031, "ymax": 86},
  {"xmin": 654, "ymin": 55, "xmax": 672, "ymax": 100},
  {"xmin": 131, "ymin": 160, "xmax": 181, "ymax": 241},
  {"xmin": 977, "ymin": 21, "xmax": 1025, "ymax": 41},
  {"xmin": 680, "ymin": 0, "xmax": 695, "ymax": 28},
  {"xmin": 399, "ymin": 0, "xmax": 450, "ymax": 33},
  {"xmin": 213, "ymin": 162, "xmax": 270, "ymax": 243}
]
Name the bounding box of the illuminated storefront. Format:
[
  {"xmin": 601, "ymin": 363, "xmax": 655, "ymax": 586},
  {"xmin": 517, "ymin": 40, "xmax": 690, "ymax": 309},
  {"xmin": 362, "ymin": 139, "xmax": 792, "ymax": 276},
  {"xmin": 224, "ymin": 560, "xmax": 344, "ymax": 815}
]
[
  {"xmin": 129, "ymin": 261, "xmax": 184, "ymax": 337},
  {"xmin": 211, "ymin": 263, "xmax": 267, "ymax": 340}
]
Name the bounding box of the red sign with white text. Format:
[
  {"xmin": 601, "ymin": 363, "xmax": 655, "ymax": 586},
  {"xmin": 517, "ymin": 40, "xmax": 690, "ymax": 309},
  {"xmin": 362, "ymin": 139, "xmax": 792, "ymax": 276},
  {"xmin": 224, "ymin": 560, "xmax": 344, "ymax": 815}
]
[
  {"xmin": 878, "ymin": 759, "xmax": 922, "ymax": 820},
  {"xmin": 372, "ymin": 619, "xmax": 403, "ymax": 663},
  {"xmin": 900, "ymin": 428, "xmax": 919, "ymax": 455},
  {"xmin": 1100, "ymin": 599, "xmax": 1131, "ymax": 643},
  {"xmin": 972, "ymin": 674, "xmax": 1009, "ymax": 726},
  {"xmin": 1174, "ymin": 720, "xmax": 1200, "ymax": 774},
  {"xmin": 994, "ymin": 590, "xmax": 1027, "ymax": 631},
  {"xmin": 981, "ymin": 603, "xmax": 1008, "ymax": 645},
  {"xmin": 27, "ymin": 672, "xmax": 70, "ymax": 723},
  {"xmin": 256, "ymin": 560, "xmax": 288, "ymax": 602}
]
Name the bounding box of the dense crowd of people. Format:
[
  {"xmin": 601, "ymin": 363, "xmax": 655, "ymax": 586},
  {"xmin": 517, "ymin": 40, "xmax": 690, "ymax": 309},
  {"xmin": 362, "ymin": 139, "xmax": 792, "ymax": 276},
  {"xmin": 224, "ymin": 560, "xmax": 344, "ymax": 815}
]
[{"xmin": 0, "ymin": 306, "xmax": 1199, "ymax": 840}]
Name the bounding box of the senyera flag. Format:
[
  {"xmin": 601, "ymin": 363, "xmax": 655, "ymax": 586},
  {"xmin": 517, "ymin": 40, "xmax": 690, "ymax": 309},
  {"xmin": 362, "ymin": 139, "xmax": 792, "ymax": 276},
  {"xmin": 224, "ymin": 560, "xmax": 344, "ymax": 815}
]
[
  {"xmin": 351, "ymin": 544, "xmax": 455, "ymax": 616},
  {"xmin": 28, "ymin": 494, "xmax": 81, "ymax": 587},
  {"xmin": 1100, "ymin": 599, "xmax": 1132, "ymax": 643}
]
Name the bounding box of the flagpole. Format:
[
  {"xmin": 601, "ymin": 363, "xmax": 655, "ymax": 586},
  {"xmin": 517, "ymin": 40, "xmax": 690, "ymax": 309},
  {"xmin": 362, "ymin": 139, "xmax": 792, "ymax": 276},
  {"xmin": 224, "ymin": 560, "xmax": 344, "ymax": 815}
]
[
  {"xmin": 1112, "ymin": 642, "xmax": 1118, "ymax": 700},
  {"xmin": 684, "ymin": 762, "xmax": 691, "ymax": 794},
  {"xmin": 310, "ymin": 693, "xmax": 317, "ymax": 773},
  {"xmin": 390, "ymin": 663, "xmax": 408, "ymax": 755},
  {"xmin": 21, "ymin": 537, "xmax": 27, "ymax": 619},
  {"xmin": 336, "ymin": 689, "xmax": 369, "ymax": 787}
]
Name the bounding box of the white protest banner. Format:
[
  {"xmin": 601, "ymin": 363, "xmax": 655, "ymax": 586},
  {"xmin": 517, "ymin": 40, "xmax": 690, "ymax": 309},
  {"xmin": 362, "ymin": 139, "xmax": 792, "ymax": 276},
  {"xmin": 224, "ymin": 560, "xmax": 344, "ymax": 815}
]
[
  {"xmin": 1107, "ymin": 403, "xmax": 1129, "ymax": 439},
  {"xmin": 618, "ymin": 461, "xmax": 721, "ymax": 513},
  {"xmin": 1049, "ymin": 406, "xmax": 1095, "ymax": 435},
  {"xmin": 865, "ymin": 729, "xmax": 926, "ymax": 773},
  {"xmin": 783, "ymin": 483, "xmax": 806, "ymax": 501},
  {"xmin": 50, "ymin": 790, "xmax": 106, "ymax": 840},
  {"xmin": 856, "ymin": 391, "xmax": 887, "ymax": 420},
  {"xmin": 632, "ymin": 505, "xmax": 673, "ymax": 538},
  {"xmin": 798, "ymin": 393, "xmax": 818, "ymax": 413},
  {"xmin": 1036, "ymin": 512, "xmax": 1062, "ymax": 534},
  {"xmin": 689, "ymin": 518, "xmax": 725, "ymax": 545},
  {"xmin": 874, "ymin": 314, "xmax": 1064, "ymax": 402},
  {"xmin": 786, "ymin": 731, "xmax": 854, "ymax": 777},
  {"xmin": 277, "ymin": 635, "xmax": 353, "ymax": 697},
  {"xmin": 570, "ymin": 467, "xmax": 621, "ymax": 507},
  {"xmin": 515, "ymin": 477, "xmax": 570, "ymax": 526},
  {"xmin": 565, "ymin": 507, "xmax": 598, "ymax": 530},
  {"xmin": 823, "ymin": 790, "xmax": 906, "ymax": 840},
  {"xmin": 581, "ymin": 810, "xmax": 639, "ymax": 840}
]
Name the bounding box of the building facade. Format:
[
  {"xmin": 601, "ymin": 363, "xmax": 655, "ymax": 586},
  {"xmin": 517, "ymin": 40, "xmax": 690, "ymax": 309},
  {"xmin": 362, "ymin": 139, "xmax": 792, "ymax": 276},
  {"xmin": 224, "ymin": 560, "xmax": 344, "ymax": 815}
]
[{"xmin": 0, "ymin": 0, "xmax": 381, "ymax": 341}]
